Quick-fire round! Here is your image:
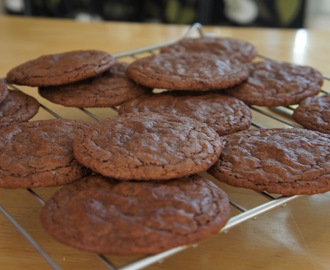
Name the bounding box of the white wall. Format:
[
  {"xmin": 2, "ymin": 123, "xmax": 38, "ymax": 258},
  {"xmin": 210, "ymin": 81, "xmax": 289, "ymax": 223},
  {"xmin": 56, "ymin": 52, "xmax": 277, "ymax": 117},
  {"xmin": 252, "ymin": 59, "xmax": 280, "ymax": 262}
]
[{"xmin": 305, "ymin": 0, "xmax": 330, "ymax": 29}]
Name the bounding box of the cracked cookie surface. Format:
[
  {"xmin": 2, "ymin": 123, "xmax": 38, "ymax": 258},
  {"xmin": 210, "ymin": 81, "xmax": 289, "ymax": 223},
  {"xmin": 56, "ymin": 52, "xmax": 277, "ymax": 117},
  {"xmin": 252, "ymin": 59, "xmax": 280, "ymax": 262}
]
[
  {"xmin": 118, "ymin": 91, "xmax": 252, "ymax": 136},
  {"xmin": 0, "ymin": 119, "xmax": 91, "ymax": 188},
  {"xmin": 0, "ymin": 91, "xmax": 40, "ymax": 127},
  {"xmin": 225, "ymin": 60, "xmax": 323, "ymax": 106},
  {"xmin": 127, "ymin": 53, "xmax": 249, "ymax": 91},
  {"xmin": 293, "ymin": 95, "xmax": 330, "ymax": 134},
  {"xmin": 160, "ymin": 36, "xmax": 257, "ymax": 63},
  {"xmin": 40, "ymin": 174, "xmax": 231, "ymax": 255},
  {"xmin": 73, "ymin": 112, "xmax": 224, "ymax": 180},
  {"xmin": 39, "ymin": 62, "xmax": 151, "ymax": 108},
  {"xmin": 208, "ymin": 128, "xmax": 330, "ymax": 195},
  {"xmin": 6, "ymin": 50, "xmax": 115, "ymax": 87}
]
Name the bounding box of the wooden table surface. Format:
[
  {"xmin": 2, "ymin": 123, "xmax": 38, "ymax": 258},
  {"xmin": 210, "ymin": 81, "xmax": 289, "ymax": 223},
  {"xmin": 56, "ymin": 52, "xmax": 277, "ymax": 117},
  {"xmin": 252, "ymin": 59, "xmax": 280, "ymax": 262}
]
[{"xmin": 0, "ymin": 15, "xmax": 330, "ymax": 270}]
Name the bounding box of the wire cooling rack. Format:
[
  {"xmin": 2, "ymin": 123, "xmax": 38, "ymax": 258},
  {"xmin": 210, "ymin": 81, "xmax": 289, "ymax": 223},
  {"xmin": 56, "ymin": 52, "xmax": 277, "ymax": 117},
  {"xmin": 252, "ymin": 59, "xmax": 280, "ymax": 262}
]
[{"xmin": 1, "ymin": 23, "xmax": 329, "ymax": 270}]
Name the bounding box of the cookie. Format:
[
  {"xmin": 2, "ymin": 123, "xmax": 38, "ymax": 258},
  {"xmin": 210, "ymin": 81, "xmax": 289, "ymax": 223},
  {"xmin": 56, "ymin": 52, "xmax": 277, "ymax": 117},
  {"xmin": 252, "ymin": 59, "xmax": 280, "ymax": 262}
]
[
  {"xmin": 38, "ymin": 62, "xmax": 151, "ymax": 108},
  {"xmin": 40, "ymin": 174, "xmax": 231, "ymax": 255},
  {"xmin": 0, "ymin": 90, "xmax": 40, "ymax": 127},
  {"xmin": 127, "ymin": 53, "xmax": 249, "ymax": 91},
  {"xmin": 293, "ymin": 95, "xmax": 330, "ymax": 134},
  {"xmin": 73, "ymin": 112, "xmax": 224, "ymax": 180},
  {"xmin": 0, "ymin": 79, "xmax": 9, "ymax": 104},
  {"xmin": 0, "ymin": 119, "xmax": 91, "ymax": 189},
  {"xmin": 6, "ymin": 50, "xmax": 115, "ymax": 87},
  {"xmin": 208, "ymin": 128, "xmax": 330, "ymax": 196},
  {"xmin": 225, "ymin": 60, "xmax": 324, "ymax": 106},
  {"xmin": 160, "ymin": 36, "xmax": 257, "ymax": 63},
  {"xmin": 118, "ymin": 91, "xmax": 252, "ymax": 136}
]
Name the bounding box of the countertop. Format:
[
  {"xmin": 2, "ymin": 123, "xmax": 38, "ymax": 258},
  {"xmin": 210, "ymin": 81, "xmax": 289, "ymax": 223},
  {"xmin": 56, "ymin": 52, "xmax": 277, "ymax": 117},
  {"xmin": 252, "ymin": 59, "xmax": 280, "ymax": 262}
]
[{"xmin": 0, "ymin": 15, "xmax": 329, "ymax": 270}]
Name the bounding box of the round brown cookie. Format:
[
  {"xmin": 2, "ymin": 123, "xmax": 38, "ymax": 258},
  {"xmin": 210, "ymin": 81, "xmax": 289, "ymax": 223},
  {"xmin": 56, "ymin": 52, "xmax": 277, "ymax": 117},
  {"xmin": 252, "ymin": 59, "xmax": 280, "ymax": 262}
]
[
  {"xmin": 0, "ymin": 79, "xmax": 9, "ymax": 104},
  {"xmin": 40, "ymin": 174, "xmax": 231, "ymax": 255},
  {"xmin": 0, "ymin": 119, "xmax": 91, "ymax": 189},
  {"xmin": 38, "ymin": 62, "xmax": 151, "ymax": 108},
  {"xmin": 0, "ymin": 91, "xmax": 40, "ymax": 127},
  {"xmin": 293, "ymin": 95, "xmax": 330, "ymax": 134},
  {"xmin": 208, "ymin": 128, "xmax": 330, "ymax": 196},
  {"xmin": 160, "ymin": 36, "xmax": 258, "ymax": 63},
  {"xmin": 73, "ymin": 112, "xmax": 224, "ymax": 180},
  {"xmin": 6, "ymin": 50, "xmax": 115, "ymax": 87},
  {"xmin": 127, "ymin": 53, "xmax": 249, "ymax": 91},
  {"xmin": 118, "ymin": 91, "xmax": 252, "ymax": 136},
  {"xmin": 225, "ymin": 60, "xmax": 324, "ymax": 106}
]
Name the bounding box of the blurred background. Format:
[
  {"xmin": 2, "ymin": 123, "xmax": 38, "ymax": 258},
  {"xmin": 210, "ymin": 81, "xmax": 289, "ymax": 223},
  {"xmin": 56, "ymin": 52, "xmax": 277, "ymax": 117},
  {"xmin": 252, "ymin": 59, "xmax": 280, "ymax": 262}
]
[{"xmin": 0, "ymin": 0, "xmax": 329, "ymax": 29}]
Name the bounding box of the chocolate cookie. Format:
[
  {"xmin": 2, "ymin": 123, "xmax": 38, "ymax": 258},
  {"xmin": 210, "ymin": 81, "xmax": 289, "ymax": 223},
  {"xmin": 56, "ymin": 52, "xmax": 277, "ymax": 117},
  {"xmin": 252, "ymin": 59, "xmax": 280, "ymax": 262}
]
[
  {"xmin": 0, "ymin": 79, "xmax": 9, "ymax": 104},
  {"xmin": 293, "ymin": 95, "xmax": 330, "ymax": 134},
  {"xmin": 73, "ymin": 112, "xmax": 224, "ymax": 180},
  {"xmin": 6, "ymin": 50, "xmax": 115, "ymax": 87},
  {"xmin": 0, "ymin": 119, "xmax": 91, "ymax": 189},
  {"xmin": 160, "ymin": 36, "xmax": 257, "ymax": 63},
  {"xmin": 118, "ymin": 91, "xmax": 252, "ymax": 136},
  {"xmin": 40, "ymin": 174, "xmax": 231, "ymax": 255},
  {"xmin": 38, "ymin": 62, "xmax": 151, "ymax": 108},
  {"xmin": 0, "ymin": 90, "xmax": 40, "ymax": 127},
  {"xmin": 127, "ymin": 53, "xmax": 249, "ymax": 91},
  {"xmin": 225, "ymin": 60, "xmax": 324, "ymax": 106},
  {"xmin": 208, "ymin": 128, "xmax": 330, "ymax": 196}
]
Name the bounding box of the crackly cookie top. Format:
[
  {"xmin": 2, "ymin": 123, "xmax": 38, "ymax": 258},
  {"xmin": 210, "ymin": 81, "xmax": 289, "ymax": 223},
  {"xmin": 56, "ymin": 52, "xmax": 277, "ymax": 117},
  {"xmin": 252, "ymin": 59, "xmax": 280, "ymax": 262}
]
[
  {"xmin": 6, "ymin": 50, "xmax": 115, "ymax": 87},
  {"xmin": 127, "ymin": 53, "xmax": 249, "ymax": 91},
  {"xmin": 38, "ymin": 62, "xmax": 151, "ymax": 108},
  {"xmin": 118, "ymin": 91, "xmax": 252, "ymax": 136},
  {"xmin": 225, "ymin": 60, "xmax": 324, "ymax": 106},
  {"xmin": 73, "ymin": 112, "xmax": 224, "ymax": 180},
  {"xmin": 40, "ymin": 174, "xmax": 231, "ymax": 255},
  {"xmin": 0, "ymin": 91, "xmax": 40, "ymax": 127},
  {"xmin": 160, "ymin": 36, "xmax": 258, "ymax": 63},
  {"xmin": 293, "ymin": 95, "xmax": 330, "ymax": 134},
  {"xmin": 208, "ymin": 128, "xmax": 330, "ymax": 195},
  {"xmin": 0, "ymin": 119, "xmax": 91, "ymax": 188}
]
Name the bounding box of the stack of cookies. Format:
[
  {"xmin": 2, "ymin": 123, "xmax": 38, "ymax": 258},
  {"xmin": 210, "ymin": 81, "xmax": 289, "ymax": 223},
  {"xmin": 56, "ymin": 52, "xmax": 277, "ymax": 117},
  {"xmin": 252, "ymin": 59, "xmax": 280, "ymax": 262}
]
[
  {"xmin": 2, "ymin": 35, "xmax": 330, "ymax": 256},
  {"xmin": 2, "ymin": 49, "xmax": 233, "ymax": 255},
  {"xmin": 117, "ymin": 36, "xmax": 330, "ymax": 197},
  {"xmin": 1, "ymin": 50, "xmax": 118, "ymax": 190},
  {"xmin": 130, "ymin": 37, "xmax": 326, "ymax": 198},
  {"xmin": 6, "ymin": 50, "xmax": 150, "ymax": 108},
  {"xmin": 39, "ymin": 111, "xmax": 231, "ymax": 255}
]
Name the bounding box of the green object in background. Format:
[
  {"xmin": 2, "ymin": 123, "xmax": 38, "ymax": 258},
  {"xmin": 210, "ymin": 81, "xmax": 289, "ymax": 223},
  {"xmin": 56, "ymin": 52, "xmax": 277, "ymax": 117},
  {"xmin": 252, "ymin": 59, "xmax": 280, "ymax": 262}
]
[
  {"xmin": 165, "ymin": 0, "xmax": 180, "ymax": 22},
  {"xmin": 276, "ymin": 0, "xmax": 302, "ymax": 26},
  {"xmin": 165, "ymin": 0, "xmax": 197, "ymax": 24},
  {"xmin": 179, "ymin": 6, "xmax": 196, "ymax": 24}
]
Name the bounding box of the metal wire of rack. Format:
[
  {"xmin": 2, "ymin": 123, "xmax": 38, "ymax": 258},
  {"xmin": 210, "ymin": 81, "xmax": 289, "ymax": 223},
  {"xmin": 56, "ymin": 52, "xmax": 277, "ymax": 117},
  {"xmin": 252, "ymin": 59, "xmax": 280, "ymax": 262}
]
[{"xmin": 1, "ymin": 23, "xmax": 329, "ymax": 270}]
